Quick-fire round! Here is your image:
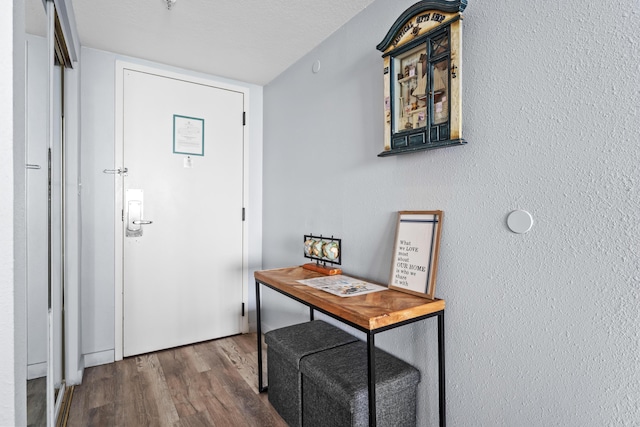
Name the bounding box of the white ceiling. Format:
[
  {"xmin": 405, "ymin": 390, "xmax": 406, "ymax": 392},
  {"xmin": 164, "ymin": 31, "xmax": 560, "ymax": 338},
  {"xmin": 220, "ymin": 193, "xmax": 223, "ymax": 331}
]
[{"xmin": 26, "ymin": 0, "xmax": 376, "ymax": 85}]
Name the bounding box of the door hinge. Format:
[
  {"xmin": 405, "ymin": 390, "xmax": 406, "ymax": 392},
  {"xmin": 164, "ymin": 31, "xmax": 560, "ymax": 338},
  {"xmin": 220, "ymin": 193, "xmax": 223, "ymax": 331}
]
[
  {"xmin": 122, "ymin": 209, "xmax": 124, "ymax": 222},
  {"xmin": 242, "ymin": 302, "xmax": 245, "ymax": 317},
  {"xmin": 242, "ymin": 207, "xmax": 245, "ymax": 221},
  {"xmin": 243, "ymin": 111, "xmax": 246, "ymax": 126}
]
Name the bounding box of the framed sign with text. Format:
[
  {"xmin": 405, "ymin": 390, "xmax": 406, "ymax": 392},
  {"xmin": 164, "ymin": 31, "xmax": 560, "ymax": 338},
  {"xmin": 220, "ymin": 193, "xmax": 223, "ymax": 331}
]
[
  {"xmin": 173, "ymin": 114, "xmax": 205, "ymax": 156},
  {"xmin": 388, "ymin": 210, "xmax": 443, "ymax": 299}
]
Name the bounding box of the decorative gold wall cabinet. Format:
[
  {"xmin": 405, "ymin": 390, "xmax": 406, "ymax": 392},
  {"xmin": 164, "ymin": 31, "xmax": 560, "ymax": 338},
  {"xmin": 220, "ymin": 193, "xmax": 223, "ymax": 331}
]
[{"xmin": 377, "ymin": 0, "xmax": 468, "ymax": 156}]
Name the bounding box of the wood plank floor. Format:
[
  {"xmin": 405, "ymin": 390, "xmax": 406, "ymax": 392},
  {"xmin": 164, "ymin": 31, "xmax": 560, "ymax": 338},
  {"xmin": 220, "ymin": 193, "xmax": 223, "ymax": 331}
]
[
  {"xmin": 27, "ymin": 377, "xmax": 46, "ymax": 427},
  {"xmin": 67, "ymin": 333, "xmax": 286, "ymax": 427}
]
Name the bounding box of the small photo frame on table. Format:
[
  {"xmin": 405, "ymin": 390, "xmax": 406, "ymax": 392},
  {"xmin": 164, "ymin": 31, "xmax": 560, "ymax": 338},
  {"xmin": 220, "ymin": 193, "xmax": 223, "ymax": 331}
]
[{"xmin": 388, "ymin": 210, "xmax": 443, "ymax": 300}]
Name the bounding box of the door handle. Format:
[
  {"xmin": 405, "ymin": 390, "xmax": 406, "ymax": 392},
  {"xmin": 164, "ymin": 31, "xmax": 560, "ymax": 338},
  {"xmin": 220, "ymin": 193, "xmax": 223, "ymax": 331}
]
[
  {"xmin": 103, "ymin": 167, "xmax": 128, "ymax": 175},
  {"xmin": 126, "ymin": 189, "xmax": 153, "ymax": 237}
]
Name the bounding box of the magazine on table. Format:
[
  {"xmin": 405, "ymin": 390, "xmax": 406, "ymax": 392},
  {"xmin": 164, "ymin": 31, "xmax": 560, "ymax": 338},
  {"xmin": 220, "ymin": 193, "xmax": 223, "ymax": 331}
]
[{"xmin": 297, "ymin": 275, "xmax": 387, "ymax": 297}]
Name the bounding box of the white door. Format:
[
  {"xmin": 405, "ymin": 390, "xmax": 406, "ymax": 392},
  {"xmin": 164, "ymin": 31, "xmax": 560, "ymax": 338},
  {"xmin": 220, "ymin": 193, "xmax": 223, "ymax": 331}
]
[
  {"xmin": 25, "ymin": 36, "xmax": 49, "ymax": 380},
  {"xmin": 122, "ymin": 69, "xmax": 245, "ymax": 357}
]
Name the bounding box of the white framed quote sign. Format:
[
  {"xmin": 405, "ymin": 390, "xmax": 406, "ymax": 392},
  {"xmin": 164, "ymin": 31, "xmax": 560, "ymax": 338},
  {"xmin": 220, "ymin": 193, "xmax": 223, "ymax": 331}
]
[{"xmin": 389, "ymin": 210, "xmax": 443, "ymax": 299}]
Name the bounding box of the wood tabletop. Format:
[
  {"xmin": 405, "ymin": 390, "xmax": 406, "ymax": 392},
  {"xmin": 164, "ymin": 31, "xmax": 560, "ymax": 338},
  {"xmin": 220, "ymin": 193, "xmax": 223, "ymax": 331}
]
[{"xmin": 255, "ymin": 266, "xmax": 445, "ymax": 331}]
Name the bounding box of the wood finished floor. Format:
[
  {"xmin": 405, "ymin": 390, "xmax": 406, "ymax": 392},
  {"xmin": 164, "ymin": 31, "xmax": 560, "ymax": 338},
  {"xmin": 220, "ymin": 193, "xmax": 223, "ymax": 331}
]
[
  {"xmin": 67, "ymin": 333, "xmax": 286, "ymax": 427},
  {"xmin": 27, "ymin": 377, "xmax": 46, "ymax": 427}
]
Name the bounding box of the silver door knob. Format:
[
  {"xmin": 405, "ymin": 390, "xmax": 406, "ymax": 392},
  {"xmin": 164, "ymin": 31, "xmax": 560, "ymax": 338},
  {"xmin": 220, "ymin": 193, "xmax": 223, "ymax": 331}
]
[{"xmin": 132, "ymin": 220, "xmax": 153, "ymax": 225}]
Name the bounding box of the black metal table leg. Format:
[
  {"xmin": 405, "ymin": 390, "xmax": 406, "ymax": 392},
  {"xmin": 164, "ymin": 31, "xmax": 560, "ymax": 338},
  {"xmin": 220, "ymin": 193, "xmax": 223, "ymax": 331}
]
[
  {"xmin": 310, "ymin": 306, "xmax": 314, "ymax": 321},
  {"xmin": 438, "ymin": 311, "xmax": 445, "ymax": 427},
  {"xmin": 367, "ymin": 331, "xmax": 377, "ymax": 427},
  {"xmin": 256, "ymin": 280, "xmax": 267, "ymax": 392}
]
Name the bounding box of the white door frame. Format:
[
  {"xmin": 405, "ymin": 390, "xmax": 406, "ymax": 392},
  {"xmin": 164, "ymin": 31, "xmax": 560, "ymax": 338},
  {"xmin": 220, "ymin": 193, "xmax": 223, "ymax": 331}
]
[{"xmin": 113, "ymin": 61, "xmax": 250, "ymax": 361}]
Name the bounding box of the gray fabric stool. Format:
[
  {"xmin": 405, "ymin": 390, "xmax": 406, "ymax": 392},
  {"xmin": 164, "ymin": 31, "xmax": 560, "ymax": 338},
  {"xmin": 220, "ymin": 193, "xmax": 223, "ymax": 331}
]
[
  {"xmin": 265, "ymin": 320, "xmax": 358, "ymax": 427},
  {"xmin": 300, "ymin": 340, "xmax": 420, "ymax": 427}
]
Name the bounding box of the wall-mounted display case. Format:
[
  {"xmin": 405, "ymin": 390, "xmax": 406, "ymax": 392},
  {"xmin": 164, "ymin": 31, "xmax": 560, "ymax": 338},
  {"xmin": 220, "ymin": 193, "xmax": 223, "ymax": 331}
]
[{"xmin": 377, "ymin": 0, "xmax": 468, "ymax": 157}]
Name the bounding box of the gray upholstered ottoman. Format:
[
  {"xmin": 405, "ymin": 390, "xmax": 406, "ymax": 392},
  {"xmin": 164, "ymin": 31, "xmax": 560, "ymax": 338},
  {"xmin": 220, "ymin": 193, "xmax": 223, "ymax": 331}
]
[
  {"xmin": 300, "ymin": 340, "xmax": 420, "ymax": 427},
  {"xmin": 265, "ymin": 320, "xmax": 358, "ymax": 427}
]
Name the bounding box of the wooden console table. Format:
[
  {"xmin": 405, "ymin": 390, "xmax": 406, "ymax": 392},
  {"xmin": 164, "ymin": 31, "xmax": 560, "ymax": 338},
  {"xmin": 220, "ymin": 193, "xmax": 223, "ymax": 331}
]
[{"xmin": 255, "ymin": 266, "xmax": 446, "ymax": 427}]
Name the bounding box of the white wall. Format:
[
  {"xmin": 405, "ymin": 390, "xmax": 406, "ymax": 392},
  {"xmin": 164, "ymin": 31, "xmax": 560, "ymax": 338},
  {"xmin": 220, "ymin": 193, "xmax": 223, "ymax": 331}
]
[
  {"xmin": 1, "ymin": 1, "xmax": 27, "ymax": 425},
  {"xmin": 80, "ymin": 47, "xmax": 264, "ymax": 364},
  {"xmin": 262, "ymin": 0, "xmax": 640, "ymax": 425}
]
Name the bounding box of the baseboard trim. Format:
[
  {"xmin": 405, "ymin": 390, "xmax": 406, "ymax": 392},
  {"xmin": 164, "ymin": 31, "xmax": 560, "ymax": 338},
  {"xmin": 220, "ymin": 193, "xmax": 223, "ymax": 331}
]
[
  {"xmin": 27, "ymin": 362, "xmax": 47, "ymax": 380},
  {"xmin": 83, "ymin": 349, "xmax": 115, "ymax": 368}
]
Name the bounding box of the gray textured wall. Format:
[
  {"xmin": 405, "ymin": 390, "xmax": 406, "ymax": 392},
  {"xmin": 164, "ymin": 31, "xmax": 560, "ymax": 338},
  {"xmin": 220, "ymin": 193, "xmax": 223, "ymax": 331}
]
[{"xmin": 262, "ymin": 0, "xmax": 640, "ymax": 425}]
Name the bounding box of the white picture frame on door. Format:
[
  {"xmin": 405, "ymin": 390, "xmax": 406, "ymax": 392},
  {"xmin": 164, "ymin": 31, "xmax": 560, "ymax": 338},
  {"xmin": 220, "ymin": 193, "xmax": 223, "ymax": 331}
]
[{"xmin": 173, "ymin": 114, "xmax": 204, "ymax": 156}]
